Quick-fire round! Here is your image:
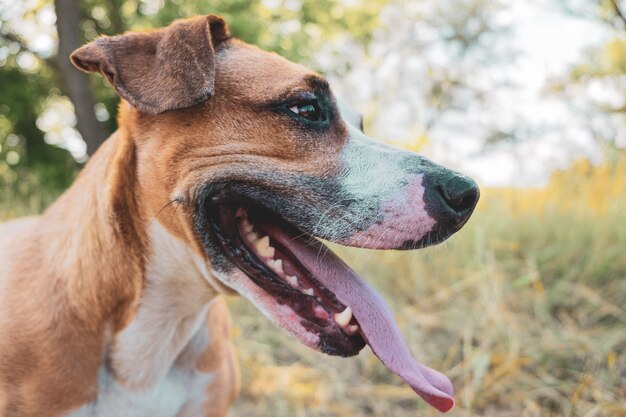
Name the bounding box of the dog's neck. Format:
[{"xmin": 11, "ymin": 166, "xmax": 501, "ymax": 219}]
[
  {"xmin": 40, "ymin": 130, "xmax": 149, "ymax": 331},
  {"xmin": 108, "ymin": 130, "xmax": 222, "ymax": 389},
  {"xmin": 111, "ymin": 221, "xmax": 217, "ymax": 389},
  {"xmin": 42, "ymin": 129, "xmax": 221, "ymax": 389}
]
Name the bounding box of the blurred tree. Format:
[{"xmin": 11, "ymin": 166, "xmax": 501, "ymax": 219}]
[
  {"xmin": 55, "ymin": 0, "xmax": 110, "ymax": 155},
  {"xmin": 552, "ymin": 0, "xmax": 626, "ymax": 155},
  {"xmin": 322, "ymin": 0, "xmax": 512, "ymax": 155},
  {"xmin": 558, "ymin": 0, "xmax": 626, "ymax": 31},
  {"xmin": 0, "ymin": 38, "xmax": 76, "ymax": 193}
]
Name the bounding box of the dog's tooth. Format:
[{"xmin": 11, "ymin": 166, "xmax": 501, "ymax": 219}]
[
  {"xmin": 302, "ymin": 288, "xmax": 314, "ymax": 296},
  {"xmin": 348, "ymin": 324, "xmax": 359, "ymax": 334},
  {"xmin": 286, "ymin": 275, "xmax": 298, "ymax": 286},
  {"xmin": 255, "ymin": 235, "xmax": 271, "ymax": 256},
  {"xmin": 258, "ymin": 244, "xmax": 275, "ymax": 259},
  {"xmin": 334, "ymin": 307, "xmax": 352, "ymax": 327},
  {"xmin": 272, "ymin": 259, "xmax": 283, "ymax": 274},
  {"xmin": 247, "ymin": 232, "xmax": 259, "ymax": 242}
]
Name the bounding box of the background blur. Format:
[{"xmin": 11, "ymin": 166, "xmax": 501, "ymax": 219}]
[{"xmin": 1, "ymin": 0, "xmax": 625, "ymax": 416}]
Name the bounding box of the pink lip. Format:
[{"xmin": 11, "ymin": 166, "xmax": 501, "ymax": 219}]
[{"xmin": 340, "ymin": 178, "xmax": 436, "ymax": 249}]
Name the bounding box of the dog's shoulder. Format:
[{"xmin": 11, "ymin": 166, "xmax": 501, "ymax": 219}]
[
  {"xmin": 0, "ymin": 216, "xmax": 40, "ymax": 277},
  {"xmin": 0, "ymin": 216, "xmax": 39, "ymax": 241}
]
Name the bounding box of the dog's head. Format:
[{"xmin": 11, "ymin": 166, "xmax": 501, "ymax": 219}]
[{"xmin": 72, "ymin": 15, "xmax": 478, "ymax": 412}]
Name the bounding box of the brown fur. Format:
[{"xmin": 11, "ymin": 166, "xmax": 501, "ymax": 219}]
[{"xmin": 0, "ymin": 14, "xmax": 346, "ymax": 417}]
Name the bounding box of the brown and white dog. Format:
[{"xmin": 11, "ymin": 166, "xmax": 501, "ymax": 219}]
[{"xmin": 0, "ymin": 15, "xmax": 479, "ymax": 417}]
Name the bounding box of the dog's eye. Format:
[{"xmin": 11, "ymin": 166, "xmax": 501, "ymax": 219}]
[{"xmin": 288, "ymin": 100, "xmax": 324, "ymax": 122}]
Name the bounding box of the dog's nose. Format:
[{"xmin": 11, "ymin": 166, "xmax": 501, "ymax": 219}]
[{"xmin": 436, "ymin": 173, "xmax": 480, "ymax": 219}]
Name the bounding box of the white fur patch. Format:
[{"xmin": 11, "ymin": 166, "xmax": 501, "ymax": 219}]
[
  {"xmin": 339, "ymin": 126, "xmax": 436, "ymax": 247},
  {"xmin": 340, "ymin": 127, "xmax": 411, "ymax": 201},
  {"xmin": 67, "ymin": 367, "xmax": 213, "ymax": 417},
  {"xmin": 112, "ymin": 222, "xmax": 215, "ymax": 389},
  {"xmin": 67, "ymin": 222, "xmax": 218, "ymax": 417}
]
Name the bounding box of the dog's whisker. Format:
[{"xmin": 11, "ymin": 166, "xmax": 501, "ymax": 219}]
[{"xmin": 150, "ymin": 198, "xmax": 183, "ymax": 225}]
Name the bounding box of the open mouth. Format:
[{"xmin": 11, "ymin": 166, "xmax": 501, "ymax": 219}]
[
  {"xmin": 206, "ymin": 197, "xmax": 456, "ymax": 412},
  {"xmin": 212, "ymin": 204, "xmax": 366, "ymax": 356}
]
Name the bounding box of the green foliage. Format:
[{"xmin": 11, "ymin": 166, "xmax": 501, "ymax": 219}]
[
  {"xmin": 0, "ymin": 54, "xmax": 77, "ymax": 194},
  {"xmin": 552, "ymin": 2, "xmax": 626, "ymax": 150}
]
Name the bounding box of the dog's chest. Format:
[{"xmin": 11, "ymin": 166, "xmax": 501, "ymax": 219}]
[
  {"xmin": 67, "ymin": 299, "xmax": 221, "ymax": 417},
  {"xmin": 67, "ymin": 296, "xmax": 216, "ymax": 417},
  {"xmin": 68, "ymin": 366, "xmax": 212, "ymax": 417},
  {"xmin": 68, "ymin": 222, "xmax": 220, "ymax": 417}
]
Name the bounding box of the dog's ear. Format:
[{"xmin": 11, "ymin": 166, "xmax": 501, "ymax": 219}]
[{"xmin": 70, "ymin": 15, "xmax": 230, "ymax": 115}]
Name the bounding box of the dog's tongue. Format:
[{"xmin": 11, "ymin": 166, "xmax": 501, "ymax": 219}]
[{"xmin": 276, "ymin": 232, "xmax": 455, "ymax": 412}]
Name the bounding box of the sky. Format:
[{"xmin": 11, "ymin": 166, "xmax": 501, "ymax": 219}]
[{"xmin": 455, "ymin": 0, "xmax": 611, "ymax": 187}]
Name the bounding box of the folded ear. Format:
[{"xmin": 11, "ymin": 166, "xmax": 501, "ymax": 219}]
[{"xmin": 70, "ymin": 15, "xmax": 230, "ymax": 115}]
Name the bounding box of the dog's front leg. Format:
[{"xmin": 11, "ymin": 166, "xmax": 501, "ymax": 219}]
[{"xmin": 177, "ymin": 297, "xmax": 240, "ymax": 417}]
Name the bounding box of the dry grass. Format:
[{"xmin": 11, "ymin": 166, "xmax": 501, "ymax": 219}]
[{"xmin": 1, "ymin": 157, "xmax": 625, "ymax": 417}]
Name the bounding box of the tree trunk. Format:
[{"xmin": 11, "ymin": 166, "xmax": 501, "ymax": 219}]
[{"xmin": 54, "ymin": 0, "xmax": 110, "ymax": 156}]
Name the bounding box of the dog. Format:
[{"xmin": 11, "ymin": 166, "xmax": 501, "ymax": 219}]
[{"xmin": 0, "ymin": 14, "xmax": 479, "ymax": 417}]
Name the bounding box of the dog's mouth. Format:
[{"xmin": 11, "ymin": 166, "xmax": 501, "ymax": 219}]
[
  {"xmin": 207, "ymin": 200, "xmax": 455, "ymax": 412},
  {"xmin": 214, "ymin": 204, "xmax": 366, "ymax": 355}
]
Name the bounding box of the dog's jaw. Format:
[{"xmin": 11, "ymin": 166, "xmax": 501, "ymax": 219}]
[{"xmin": 210, "ymin": 267, "xmax": 322, "ymax": 349}]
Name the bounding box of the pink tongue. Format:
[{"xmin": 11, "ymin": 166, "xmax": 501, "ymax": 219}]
[{"xmin": 274, "ymin": 231, "xmax": 455, "ymax": 412}]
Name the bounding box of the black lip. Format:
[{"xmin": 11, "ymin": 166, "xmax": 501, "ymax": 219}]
[{"xmin": 202, "ymin": 192, "xmax": 366, "ymax": 357}]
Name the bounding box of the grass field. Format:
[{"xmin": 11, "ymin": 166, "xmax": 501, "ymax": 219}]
[{"xmin": 1, "ymin": 157, "xmax": 625, "ymax": 417}]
